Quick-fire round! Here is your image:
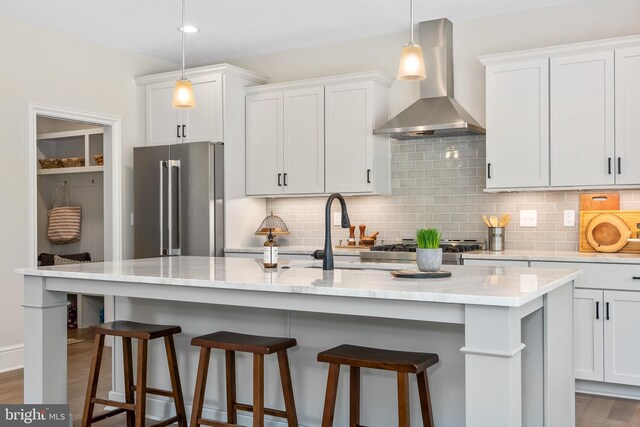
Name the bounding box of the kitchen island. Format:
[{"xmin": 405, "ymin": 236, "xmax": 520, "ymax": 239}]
[{"xmin": 17, "ymin": 257, "xmax": 580, "ymax": 426}]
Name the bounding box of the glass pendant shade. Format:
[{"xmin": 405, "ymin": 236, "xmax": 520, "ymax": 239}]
[
  {"xmin": 398, "ymin": 42, "xmax": 426, "ymax": 81},
  {"xmin": 172, "ymin": 79, "xmax": 196, "ymax": 108}
]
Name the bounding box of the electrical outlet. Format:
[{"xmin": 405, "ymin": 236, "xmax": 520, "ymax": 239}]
[
  {"xmin": 520, "ymin": 210, "xmax": 537, "ymax": 227},
  {"xmin": 563, "ymin": 210, "xmax": 575, "ymax": 227},
  {"xmin": 333, "ymin": 212, "xmax": 341, "ymax": 226}
]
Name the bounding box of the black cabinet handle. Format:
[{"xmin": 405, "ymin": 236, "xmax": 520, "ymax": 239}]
[
  {"xmin": 277, "ymin": 173, "xmax": 282, "ymax": 187},
  {"xmin": 606, "ymin": 302, "xmax": 610, "ymax": 320},
  {"xmin": 283, "ymin": 173, "xmax": 288, "ymax": 186},
  {"xmin": 596, "ymin": 301, "xmax": 600, "ymax": 320},
  {"xmin": 487, "ymin": 163, "xmax": 492, "ymax": 179},
  {"xmin": 176, "ymin": 125, "xmax": 181, "ymax": 138},
  {"xmin": 608, "ymin": 157, "xmax": 612, "ymax": 175},
  {"xmin": 367, "ymin": 169, "xmax": 371, "ymax": 184},
  {"xmin": 618, "ymin": 157, "xmax": 622, "ymax": 175},
  {"xmin": 182, "ymin": 125, "xmax": 186, "ymax": 138},
  {"xmin": 633, "ymin": 276, "xmax": 640, "ymax": 280}
]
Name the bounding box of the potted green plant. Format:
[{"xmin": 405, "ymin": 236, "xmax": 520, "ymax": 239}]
[{"xmin": 416, "ymin": 228, "xmax": 442, "ymax": 272}]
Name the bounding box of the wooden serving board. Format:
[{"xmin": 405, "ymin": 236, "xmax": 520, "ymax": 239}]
[
  {"xmin": 391, "ymin": 270, "xmax": 452, "ymax": 279},
  {"xmin": 579, "ymin": 210, "xmax": 640, "ymax": 253},
  {"xmin": 580, "ymin": 193, "xmax": 620, "ymax": 211}
]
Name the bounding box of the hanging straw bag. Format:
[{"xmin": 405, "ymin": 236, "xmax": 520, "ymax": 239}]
[{"xmin": 48, "ymin": 184, "xmax": 82, "ymax": 244}]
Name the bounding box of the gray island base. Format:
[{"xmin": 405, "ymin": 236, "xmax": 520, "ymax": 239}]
[{"xmin": 17, "ymin": 257, "xmax": 581, "ymax": 426}]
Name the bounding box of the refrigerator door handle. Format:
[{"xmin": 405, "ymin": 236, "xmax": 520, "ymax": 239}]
[
  {"xmin": 167, "ymin": 159, "xmax": 182, "ymax": 256},
  {"xmin": 159, "ymin": 160, "xmax": 167, "ymax": 255}
]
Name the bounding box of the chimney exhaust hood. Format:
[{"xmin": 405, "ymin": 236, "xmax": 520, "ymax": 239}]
[{"xmin": 375, "ymin": 18, "xmax": 485, "ymax": 140}]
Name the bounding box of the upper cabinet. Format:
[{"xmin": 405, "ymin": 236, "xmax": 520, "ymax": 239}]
[
  {"xmin": 137, "ymin": 64, "xmax": 268, "ymax": 147},
  {"xmin": 550, "ymin": 52, "xmax": 614, "ymax": 187},
  {"xmin": 485, "ymin": 59, "xmax": 549, "ymax": 189},
  {"xmin": 245, "ymin": 72, "xmax": 392, "ymax": 197},
  {"xmin": 480, "ymin": 35, "xmax": 640, "ymax": 191}
]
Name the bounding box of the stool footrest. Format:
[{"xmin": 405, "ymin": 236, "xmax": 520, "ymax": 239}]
[
  {"xmin": 196, "ymin": 418, "xmax": 242, "ymax": 427},
  {"xmin": 90, "ymin": 408, "xmax": 127, "ymax": 423},
  {"xmin": 234, "ymin": 402, "xmax": 288, "ymax": 419},
  {"xmin": 148, "ymin": 415, "xmax": 180, "ymax": 427},
  {"xmin": 91, "ymin": 397, "xmax": 135, "ymax": 412},
  {"xmin": 132, "ymin": 385, "xmax": 175, "ymax": 398}
]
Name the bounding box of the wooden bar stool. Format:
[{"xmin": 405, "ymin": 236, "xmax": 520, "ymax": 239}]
[
  {"xmin": 190, "ymin": 331, "xmax": 299, "ymax": 427},
  {"xmin": 82, "ymin": 321, "xmax": 187, "ymax": 427},
  {"xmin": 317, "ymin": 344, "xmax": 439, "ymax": 427}
]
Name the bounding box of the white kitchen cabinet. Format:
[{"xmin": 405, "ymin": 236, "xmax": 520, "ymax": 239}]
[
  {"xmin": 245, "ymin": 92, "xmax": 283, "ymax": 196},
  {"xmin": 485, "ymin": 59, "xmax": 549, "ymax": 189},
  {"xmin": 615, "ymin": 46, "xmax": 640, "ymax": 185},
  {"xmin": 246, "ymin": 87, "xmax": 324, "ymax": 196},
  {"xmin": 604, "ymin": 290, "xmax": 640, "ymax": 386},
  {"xmin": 145, "ymin": 74, "xmax": 223, "ymax": 146},
  {"xmin": 574, "ymin": 289, "xmax": 604, "ymax": 381},
  {"xmin": 325, "ymin": 80, "xmax": 390, "ymax": 194},
  {"xmin": 550, "ymin": 51, "xmax": 614, "ymax": 187},
  {"xmin": 245, "ymin": 72, "xmax": 392, "ymax": 197}
]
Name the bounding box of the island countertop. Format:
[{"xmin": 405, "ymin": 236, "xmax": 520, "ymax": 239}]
[{"xmin": 16, "ymin": 256, "xmax": 581, "ymax": 307}]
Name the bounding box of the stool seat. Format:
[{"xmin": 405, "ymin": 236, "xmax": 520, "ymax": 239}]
[
  {"xmin": 192, "ymin": 331, "xmax": 297, "ymax": 355},
  {"xmin": 318, "ymin": 344, "xmax": 439, "ymax": 373},
  {"xmin": 94, "ymin": 320, "xmax": 181, "ymax": 340}
]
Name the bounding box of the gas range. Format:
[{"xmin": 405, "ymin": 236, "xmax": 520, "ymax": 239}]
[{"xmin": 359, "ymin": 239, "xmax": 485, "ymax": 265}]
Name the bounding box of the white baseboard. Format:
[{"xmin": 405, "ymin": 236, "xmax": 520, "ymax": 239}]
[
  {"xmin": 0, "ymin": 343, "xmax": 24, "ymax": 373},
  {"xmin": 576, "ymin": 379, "xmax": 640, "ymax": 401},
  {"xmin": 109, "ymin": 391, "xmax": 310, "ymax": 427}
]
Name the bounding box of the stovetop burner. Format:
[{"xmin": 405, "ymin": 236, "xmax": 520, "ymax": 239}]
[{"xmin": 370, "ymin": 240, "xmax": 484, "ymax": 253}]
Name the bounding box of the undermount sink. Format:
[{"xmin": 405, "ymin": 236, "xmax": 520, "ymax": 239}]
[{"xmin": 303, "ymin": 264, "xmax": 397, "ymax": 272}]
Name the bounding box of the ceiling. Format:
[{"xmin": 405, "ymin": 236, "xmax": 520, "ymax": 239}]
[{"xmin": 1, "ymin": 0, "xmax": 581, "ymax": 66}]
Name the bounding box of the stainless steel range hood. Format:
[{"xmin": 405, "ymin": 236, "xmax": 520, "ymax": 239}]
[{"xmin": 375, "ymin": 18, "xmax": 485, "ymax": 140}]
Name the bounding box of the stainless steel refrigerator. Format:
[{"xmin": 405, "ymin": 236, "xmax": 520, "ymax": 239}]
[{"xmin": 133, "ymin": 142, "xmax": 224, "ymax": 259}]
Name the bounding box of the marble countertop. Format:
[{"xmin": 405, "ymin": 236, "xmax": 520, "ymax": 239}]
[
  {"xmin": 16, "ymin": 256, "xmax": 580, "ymax": 307},
  {"xmin": 463, "ymin": 250, "xmax": 640, "ymax": 264},
  {"xmin": 224, "ymin": 246, "xmax": 362, "ymax": 256}
]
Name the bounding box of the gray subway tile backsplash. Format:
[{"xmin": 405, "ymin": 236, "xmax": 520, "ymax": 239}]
[{"xmin": 265, "ymin": 135, "xmax": 639, "ymax": 251}]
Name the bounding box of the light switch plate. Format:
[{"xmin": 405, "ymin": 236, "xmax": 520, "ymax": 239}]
[
  {"xmin": 333, "ymin": 212, "xmax": 341, "ymax": 226},
  {"xmin": 520, "ymin": 210, "xmax": 537, "ymax": 227},
  {"xmin": 563, "ymin": 210, "xmax": 575, "ymax": 227}
]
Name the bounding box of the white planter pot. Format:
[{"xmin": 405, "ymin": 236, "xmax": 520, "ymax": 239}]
[{"xmin": 416, "ymin": 248, "xmax": 442, "ymax": 272}]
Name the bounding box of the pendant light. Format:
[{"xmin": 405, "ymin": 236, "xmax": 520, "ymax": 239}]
[
  {"xmin": 172, "ymin": 0, "xmax": 196, "ymax": 108},
  {"xmin": 397, "ymin": 0, "xmax": 426, "ymax": 81}
]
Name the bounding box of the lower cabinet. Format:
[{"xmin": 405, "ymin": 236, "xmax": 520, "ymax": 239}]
[{"xmin": 574, "ymin": 289, "xmax": 640, "ymax": 386}]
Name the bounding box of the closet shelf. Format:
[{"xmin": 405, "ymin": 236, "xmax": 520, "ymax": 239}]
[{"xmin": 37, "ymin": 165, "xmax": 104, "ymax": 175}]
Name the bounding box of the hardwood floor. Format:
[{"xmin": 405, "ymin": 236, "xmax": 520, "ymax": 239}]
[{"xmin": 1, "ymin": 327, "xmax": 640, "ymax": 426}]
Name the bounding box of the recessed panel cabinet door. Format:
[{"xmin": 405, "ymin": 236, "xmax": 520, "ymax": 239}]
[
  {"xmin": 245, "ymin": 92, "xmax": 283, "ymax": 196},
  {"xmin": 325, "ymin": 82, "xmax": 374, "ymax": 193},
  {"xmin": 615, "ymin": 47, "xmax": 640, "ymax": 185},
  {"xmin": 485, "ymin": 59, "xmax": 549, "ymax": 189},
  {"xmin": 604, "ymin": 290, "xmax": 640, "ymax": 386},
  {"xmin": 283, "ymin": 87, "xmax": 325, "ymax": 194},
  {"xmin": 146, "ymin": 81, "xmax": 182, "ymax": 146},
  {"xmin": 183, "ymin": 74, "xmax": 224, "ymax": 143},
  {"xmin": 550, "ymin": 51, "xmax": 615, "ymax": 187},
  {"xmin": 574, "ymin": 289, "xmax": 604, "ymax": 381}
]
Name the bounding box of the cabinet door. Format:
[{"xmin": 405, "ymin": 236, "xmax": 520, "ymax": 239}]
[
  {"xmin": 325, "ymin": 81, "xmax": 374, "ymax": 193},
  {"xmin": 283, "ymin": 87, "xmax": 325, "ymax": 194},
  {"xmin": 550, "ymin": 51, "xmax": 614, "ymax": 187},
  {"xmin": 146, "ymin": 81, "xmax": 182, "ymax": 146},
  {"xmin": 485, "ymin": 59, "xmax": 549, "ymax": 189},
  {"xmin": 604, "ymin": 290, "xmax": 640, "ymax": 386},
  {"xmin": 574, "ymin": 289, "xmax": 604, "ymax": 381},
  {"xmin": 183, "ymin": 73, "xmax": 224, "ymax": 143},
  {"xmin": 615, "ymin": 47, "xmax": 640, "ymax": 185},
  {"xmin": 245, "ymin": 92, "xmax": 283, "ymax": 196}
]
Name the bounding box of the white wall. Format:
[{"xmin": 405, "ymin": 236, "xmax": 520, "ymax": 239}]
[
  {"xmin": 0, "ymin": 16, "xmax": 171, "ymax": 371},
  {"xmin": 227, "ymin": 0, "xmax": 640, "ymax": 125}
]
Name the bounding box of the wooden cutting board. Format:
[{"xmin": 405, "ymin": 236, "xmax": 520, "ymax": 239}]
[
  {"xmin": 579, "ymin": 210, "xmax": 640, "ymax": 253},
  {"xmin": 580, "ymin": 193, "xmax": 620, "ymax": 211}
]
